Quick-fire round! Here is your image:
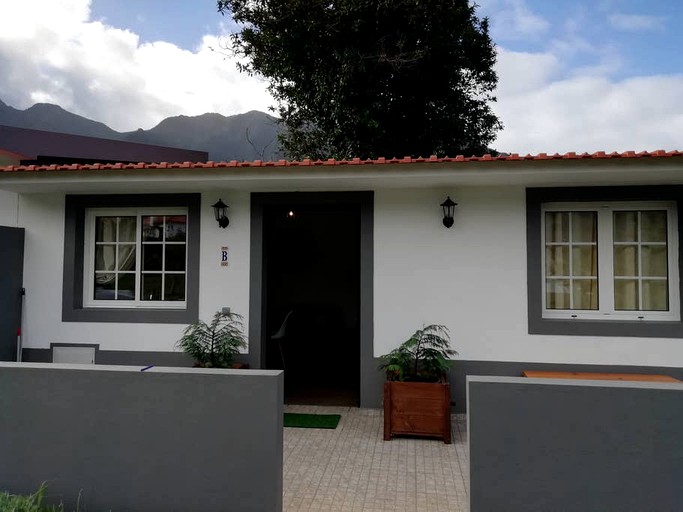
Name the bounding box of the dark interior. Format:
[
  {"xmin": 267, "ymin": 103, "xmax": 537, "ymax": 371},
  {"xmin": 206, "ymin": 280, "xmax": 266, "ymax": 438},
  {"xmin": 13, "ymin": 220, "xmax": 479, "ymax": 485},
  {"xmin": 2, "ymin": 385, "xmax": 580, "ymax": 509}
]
[{"xmin": 263, "ymin": 203, "xmax": 360, "ymax": 406}]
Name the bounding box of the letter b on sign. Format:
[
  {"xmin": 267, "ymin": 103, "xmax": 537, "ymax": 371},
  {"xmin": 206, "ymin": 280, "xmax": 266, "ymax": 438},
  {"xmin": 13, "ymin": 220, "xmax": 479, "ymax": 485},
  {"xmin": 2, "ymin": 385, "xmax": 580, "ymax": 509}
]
[{"xmin": 220, "ymin": 246, "xmax": 229, "ymax": 267}]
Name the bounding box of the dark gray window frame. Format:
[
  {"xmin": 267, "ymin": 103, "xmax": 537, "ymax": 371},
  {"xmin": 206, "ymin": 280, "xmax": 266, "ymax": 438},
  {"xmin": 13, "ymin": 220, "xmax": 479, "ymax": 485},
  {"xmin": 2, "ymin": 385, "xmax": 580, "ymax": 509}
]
[
  {"xmin": 527, "ymin": 185, "xmax": 683, "ymax": 338},
  {"xmin": 62, "ymin": 193, "xmax": 200, "ymax": 324}
]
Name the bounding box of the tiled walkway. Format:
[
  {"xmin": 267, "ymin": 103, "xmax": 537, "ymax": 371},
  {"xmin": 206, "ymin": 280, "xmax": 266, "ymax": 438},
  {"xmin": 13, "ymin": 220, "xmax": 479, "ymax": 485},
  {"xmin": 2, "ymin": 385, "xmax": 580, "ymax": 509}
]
[{"xmin": 283, "ymin": 405, "xmax": 469, "ymax": 512}]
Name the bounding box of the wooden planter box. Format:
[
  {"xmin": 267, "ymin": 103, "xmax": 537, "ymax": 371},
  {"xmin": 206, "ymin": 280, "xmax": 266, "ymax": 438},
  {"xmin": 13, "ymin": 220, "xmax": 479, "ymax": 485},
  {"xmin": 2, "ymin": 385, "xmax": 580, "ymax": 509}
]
[{"xmin": 383, "ymin": 381, "xmax": 451, "ymax": 444}]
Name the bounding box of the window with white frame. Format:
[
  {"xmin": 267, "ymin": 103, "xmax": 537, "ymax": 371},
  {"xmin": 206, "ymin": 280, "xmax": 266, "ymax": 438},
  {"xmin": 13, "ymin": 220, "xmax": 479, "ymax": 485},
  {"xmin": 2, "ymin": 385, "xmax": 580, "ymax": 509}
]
[
  {"xmin": 542, "ymin": 202, "xmax": 679, "ymax": 321},
  {"xmin": 83, "ymin": 208, "xmax": 188, "ymax": 308}
]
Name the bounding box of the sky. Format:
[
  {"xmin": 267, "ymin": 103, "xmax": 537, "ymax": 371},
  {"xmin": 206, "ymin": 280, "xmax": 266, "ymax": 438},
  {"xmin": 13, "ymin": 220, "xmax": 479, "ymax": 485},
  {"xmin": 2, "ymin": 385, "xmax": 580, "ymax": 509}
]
[{"xmin": 0, "ymin": 0, "xmax": 682, "ymax": 155}]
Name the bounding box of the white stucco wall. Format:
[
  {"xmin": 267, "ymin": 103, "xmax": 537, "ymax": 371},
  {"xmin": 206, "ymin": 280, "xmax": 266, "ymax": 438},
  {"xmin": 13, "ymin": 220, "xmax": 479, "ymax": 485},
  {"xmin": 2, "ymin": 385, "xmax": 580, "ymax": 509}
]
[
  {"xmin": 18, "ymin": 191, "xmax": 250, "ymax": 353},
  {"xmin": 0, "ymin": 190, "xmax": 18, "ymax": 226},
  {"xmin": 14, "ymin": 184, "xmax": 683, "ymax": 369},
  {"xmin": 198, "ymin": 190, "xmax": 251, "ymax": 338},
  {"xmin": 373, "ymin": 186, "xmax": 527, "ymax": 357},
  {"xmin": 373, "ymin": 186, "xmax": 683, "ymax": 368}
]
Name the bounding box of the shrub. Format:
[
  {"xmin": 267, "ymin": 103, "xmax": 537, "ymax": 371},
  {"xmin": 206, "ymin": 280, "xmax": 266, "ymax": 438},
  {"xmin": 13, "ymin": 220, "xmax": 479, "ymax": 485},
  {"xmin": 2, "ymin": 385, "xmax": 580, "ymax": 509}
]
[{"xmin": 176, "ymin": 310, "xmax": 247, "ymax": 368}]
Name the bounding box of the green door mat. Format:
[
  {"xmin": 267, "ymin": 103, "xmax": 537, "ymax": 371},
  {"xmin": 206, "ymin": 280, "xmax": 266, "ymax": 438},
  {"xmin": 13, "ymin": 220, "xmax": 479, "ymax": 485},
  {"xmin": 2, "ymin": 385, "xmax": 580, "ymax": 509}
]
[{"xmin": 284, "ymin": 413, "xmax": 341, "ymax": 429}]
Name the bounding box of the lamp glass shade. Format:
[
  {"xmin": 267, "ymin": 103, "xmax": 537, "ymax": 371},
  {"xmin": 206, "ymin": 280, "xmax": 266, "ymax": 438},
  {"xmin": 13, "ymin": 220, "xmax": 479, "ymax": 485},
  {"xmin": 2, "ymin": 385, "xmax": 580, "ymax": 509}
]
[
  {"xmin": 440, "ymin": 196, "xmax": 457, "ymax": 228},
  {"xmin": 211, "ymin": 199, "xmax": 229, "ymax": 222}
]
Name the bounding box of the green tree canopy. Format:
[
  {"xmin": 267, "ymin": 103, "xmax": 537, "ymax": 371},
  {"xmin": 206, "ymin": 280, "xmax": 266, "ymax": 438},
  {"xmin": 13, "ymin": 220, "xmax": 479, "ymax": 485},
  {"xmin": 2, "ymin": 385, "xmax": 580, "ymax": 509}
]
[{"xmin": 218, "ymin": 0, "xmax": 502, "ymax": 160}]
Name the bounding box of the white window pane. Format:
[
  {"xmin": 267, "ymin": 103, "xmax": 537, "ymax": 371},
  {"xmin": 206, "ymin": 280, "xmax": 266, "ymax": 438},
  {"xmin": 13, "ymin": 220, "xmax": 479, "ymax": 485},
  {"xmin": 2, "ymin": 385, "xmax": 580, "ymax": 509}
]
[
  {"xmin": 95, "ymin": 245, "xmax": 116, "ymax": 271},
  {"xmin": 142, "ymin": 216, "xmax": 164, "ymax": 242},
  {"xmin": 614, "ymin": 245, "xmax": 638, "ymax": 277},
  {"xmin": 641, "ymin": 211, "xmax": 667, "ymax": 242},
  {"xmin": 95, "ymin": 217, "xmax": 118, "ymax": 242},
  {"xmin": 542, "ymin": 202, "xmax": 677, "ymax": 320},
  {"xmin": 615, "ymin": 279, "xmax": 639, "ymax": 310},
  {"xmin": 142, "ymin": 274, "xmax": 162, "ymax": 301},
  {"xmin": 94, "ymin": 272, "xmax": 115, "ymax": 300},
  {"xmin": 546, "ymin": 279, "xmax": 570, "ymax": 309},
  {"xmin": 614, "ymin": 211, "xmax": 638, "ymax": 242},
  {"xmin": 118, "ymin": 244, "xmax": 136, "ymax": 271},
  {"xmin": 165, "ymin": 215, "xmax": 187, "ymax": 242},
  {"xmin": 142, "ymin": 244, "xmax": 163, "ymax": 271},
  {"xmin": 117, "ymin": 273, "xmax": 136, "ymax": 300},
  {"xmin": 642, "ymin": 245, "xmax": 667, "ymax": 277},
  {"xmin": 571, "ymin": 212, "xmax": 597, "ymax": 243},
  {"xmin": 642, "ymin": 280, "xmax": 668, "ymax": 311},
  {"xmin": 165, "ymin": 245, "xmax": 186, "ymax": 271},
  {"xmin": 117, "ymin": 217, "xmax": 137, "ymax": 242},
  {"xmin": 572, "ymin": 246, "xmax": 597, "ymax": 277},
  {"xmin": 86, "ymin": 208, "xmax": 189, "ymax": 307},
  {"xmin": 164, "ymin": 274, "xmax": 186, "ymax": 301},
  {"xmin": 546, "ymin": 246, "xmax": 569, "ymax": 276},
  {"xmin": 573, "ymin": 279, "xmax": 598, "ymax": 310},
  {"xmin": 545, "ymin": 212, "xmax": 569, "ymax": 243}
]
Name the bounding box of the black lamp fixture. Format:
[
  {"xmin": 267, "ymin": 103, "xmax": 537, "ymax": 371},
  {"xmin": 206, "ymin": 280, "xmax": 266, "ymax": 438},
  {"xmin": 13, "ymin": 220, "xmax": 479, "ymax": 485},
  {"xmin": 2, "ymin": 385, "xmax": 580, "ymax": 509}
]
[
  {"xmin": 440, "ymin": 196, "xmax": 457, "ymax": 228},
  {"xmin": 211, "ymin": 198, "xmax": 230, "ymax": 228}
]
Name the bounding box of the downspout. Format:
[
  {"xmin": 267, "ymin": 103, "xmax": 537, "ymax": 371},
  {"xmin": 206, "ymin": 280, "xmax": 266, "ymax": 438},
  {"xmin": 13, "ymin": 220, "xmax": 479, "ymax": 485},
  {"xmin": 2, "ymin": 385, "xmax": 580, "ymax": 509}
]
[{"xmin": 16, "ymin": 288, "xmax": 25, "ymax": 362}]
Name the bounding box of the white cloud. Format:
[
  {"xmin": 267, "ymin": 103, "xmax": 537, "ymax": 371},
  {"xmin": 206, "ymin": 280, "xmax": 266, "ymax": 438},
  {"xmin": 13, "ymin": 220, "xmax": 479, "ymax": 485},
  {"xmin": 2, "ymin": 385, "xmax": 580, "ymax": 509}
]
[
  {"xmin": 494, "ymin": 48, "xmax": 560, "ymax": 96},
  {"xmin": 478, "ymin": 0, "xmax": 550, "ymax": 41},
  {"xmin": 493, "ymin": 50, "xmax": 683, "ymax": 153},
  {"xmin": 0, "ymin": 0, "xmax": 273, "ymax": 131},
  {"xmin": 609, "ymin": 13, "xmax": 665, "ymax": 31}
]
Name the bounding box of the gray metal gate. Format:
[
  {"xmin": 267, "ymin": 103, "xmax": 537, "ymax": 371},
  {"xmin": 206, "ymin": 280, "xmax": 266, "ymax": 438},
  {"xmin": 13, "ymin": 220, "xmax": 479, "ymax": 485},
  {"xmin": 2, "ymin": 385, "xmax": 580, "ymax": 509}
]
[{"xmin": 0, "ymin": 226, "xmax": 25, "ymax": 361}]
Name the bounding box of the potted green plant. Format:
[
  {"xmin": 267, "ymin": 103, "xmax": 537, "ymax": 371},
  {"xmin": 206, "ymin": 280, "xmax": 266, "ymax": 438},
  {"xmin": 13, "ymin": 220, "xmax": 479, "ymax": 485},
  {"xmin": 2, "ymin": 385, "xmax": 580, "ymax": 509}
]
[
  {"xmin": 379, "ymin": 324, "xmax": 456, "ymax": 443},
  {"xmin": 177, "ymin": 310, "xmax": 248, "ymax": 368}
]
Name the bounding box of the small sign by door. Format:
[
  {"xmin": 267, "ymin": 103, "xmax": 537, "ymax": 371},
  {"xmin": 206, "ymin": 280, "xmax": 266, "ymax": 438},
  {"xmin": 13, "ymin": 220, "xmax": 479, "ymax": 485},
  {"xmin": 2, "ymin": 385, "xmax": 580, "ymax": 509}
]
[{"xmin": 220, "ymin": 246, "xmax": 229, "ymax": 267}]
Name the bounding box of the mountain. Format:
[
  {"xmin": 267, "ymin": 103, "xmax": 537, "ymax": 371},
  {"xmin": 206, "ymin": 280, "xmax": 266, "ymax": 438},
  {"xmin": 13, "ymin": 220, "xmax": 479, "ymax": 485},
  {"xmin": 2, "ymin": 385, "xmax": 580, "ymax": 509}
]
[
  {"xmin": 0, "ymin": 99, "xmax": 282, "ymax": 162},
  {"xmin": 0, "ymin": 100, "xmax": 122, "ymax": 140},
  {"xmin": 123, "ymin": 111, "xmax": 281, "ymax": 162}
]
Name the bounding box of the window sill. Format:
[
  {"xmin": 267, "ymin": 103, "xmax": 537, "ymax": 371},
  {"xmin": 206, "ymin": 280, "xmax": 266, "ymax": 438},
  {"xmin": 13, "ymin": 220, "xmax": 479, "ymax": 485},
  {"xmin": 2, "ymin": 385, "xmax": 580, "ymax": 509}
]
[
  {"xmin": 83, "ymin": 302, "xmax": 187, "ymax": 310},
  {"xmin": 63, "ymin": 306, "xmax": 195, "ymax": 324},
  {"xmin": 542, "ymin": 313, "xmax": 680, "ymax": 322},
  {"xmin": 530, "ymin": 317, "xmax": 683, "ymax": 338}
]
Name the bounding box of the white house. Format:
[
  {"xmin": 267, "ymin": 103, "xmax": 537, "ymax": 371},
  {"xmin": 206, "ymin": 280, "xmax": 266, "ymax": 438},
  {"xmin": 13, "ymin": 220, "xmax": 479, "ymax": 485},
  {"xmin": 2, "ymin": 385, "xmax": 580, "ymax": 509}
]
[{"xmin": 1, "ymin": 151, "xmax": 682, "ymax": 409}]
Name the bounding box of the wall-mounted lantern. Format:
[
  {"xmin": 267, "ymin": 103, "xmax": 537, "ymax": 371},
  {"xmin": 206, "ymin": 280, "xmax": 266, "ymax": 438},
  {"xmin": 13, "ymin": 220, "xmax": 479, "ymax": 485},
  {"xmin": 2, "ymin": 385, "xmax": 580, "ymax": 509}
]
[
  {"xmin": 440, "ymin": 196, "xmax": 457, "ymax": 228},
  {"xmin": 211, "ymin": 199, "xmax": 230, "ymax": 228}
]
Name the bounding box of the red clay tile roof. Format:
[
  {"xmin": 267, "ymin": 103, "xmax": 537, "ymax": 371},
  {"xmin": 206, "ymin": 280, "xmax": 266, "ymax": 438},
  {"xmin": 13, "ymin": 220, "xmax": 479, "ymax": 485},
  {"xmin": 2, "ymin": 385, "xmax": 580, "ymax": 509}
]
[{"xmin": 0, "ymin": 150, "xmax": 682, "ymax": 173}]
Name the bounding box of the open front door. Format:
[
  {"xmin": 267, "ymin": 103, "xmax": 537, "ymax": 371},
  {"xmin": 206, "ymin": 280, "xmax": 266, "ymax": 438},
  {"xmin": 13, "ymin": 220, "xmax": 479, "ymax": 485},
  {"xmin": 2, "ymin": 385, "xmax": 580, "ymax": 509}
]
[{"xmin": 0, "ymin": 226, "xmax": 25, "ymax": 361}]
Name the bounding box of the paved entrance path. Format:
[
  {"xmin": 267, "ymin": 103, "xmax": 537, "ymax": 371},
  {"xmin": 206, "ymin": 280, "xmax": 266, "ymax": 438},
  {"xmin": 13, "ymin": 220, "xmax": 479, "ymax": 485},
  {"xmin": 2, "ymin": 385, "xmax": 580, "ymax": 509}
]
[{"xmin": 283, "ymin": 405, "xmax": 469, "ymax": 512}]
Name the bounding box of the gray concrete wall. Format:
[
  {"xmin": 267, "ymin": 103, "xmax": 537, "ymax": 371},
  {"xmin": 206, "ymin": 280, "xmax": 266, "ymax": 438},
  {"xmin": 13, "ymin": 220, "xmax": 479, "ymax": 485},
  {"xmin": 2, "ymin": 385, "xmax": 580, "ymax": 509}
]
[
  {"xmin": 467, "ymin": 376, "xmax": 683, "ymax": 512},
  {"xmin": 0, "ymin": 363, "xmax": 283, "ymax": 512}
]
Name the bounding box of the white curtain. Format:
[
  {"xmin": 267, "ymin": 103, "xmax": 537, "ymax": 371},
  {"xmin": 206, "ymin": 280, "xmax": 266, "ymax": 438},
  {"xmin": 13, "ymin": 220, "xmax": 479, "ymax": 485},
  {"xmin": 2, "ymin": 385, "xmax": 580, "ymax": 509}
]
[{"xmin": 96, "ymin": 217, "xmax": 137, "ymax": 286}]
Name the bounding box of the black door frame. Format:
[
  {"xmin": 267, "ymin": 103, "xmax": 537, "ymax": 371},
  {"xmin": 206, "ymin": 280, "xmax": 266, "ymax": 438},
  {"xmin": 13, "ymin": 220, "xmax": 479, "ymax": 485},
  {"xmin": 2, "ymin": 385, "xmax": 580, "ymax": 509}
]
[{"xmin": 249, "ymin": 192, "xmax": 375, "ymax": 407}]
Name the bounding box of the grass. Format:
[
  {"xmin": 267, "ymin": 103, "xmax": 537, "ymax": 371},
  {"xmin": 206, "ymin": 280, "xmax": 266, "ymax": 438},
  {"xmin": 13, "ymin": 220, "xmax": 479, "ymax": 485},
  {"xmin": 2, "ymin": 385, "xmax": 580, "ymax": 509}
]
[
  {"xmin": 284, "ymin": 412, "xmax": 341, "ymax": 429},
  {"xmin": 0, "ymin": 484, "xmax": 90, "ymax": 512},
  {"xmin": 0, "ymin": 484, "xmax": 64, "ymax": 512}
]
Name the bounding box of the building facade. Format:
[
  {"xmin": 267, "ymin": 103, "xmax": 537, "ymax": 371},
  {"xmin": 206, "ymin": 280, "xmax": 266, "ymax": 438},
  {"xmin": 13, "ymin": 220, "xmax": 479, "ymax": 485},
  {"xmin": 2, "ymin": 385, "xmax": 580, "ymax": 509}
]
[{"xmin": 2, "ymin": 152, "xmax": 683, "ymax": 409}]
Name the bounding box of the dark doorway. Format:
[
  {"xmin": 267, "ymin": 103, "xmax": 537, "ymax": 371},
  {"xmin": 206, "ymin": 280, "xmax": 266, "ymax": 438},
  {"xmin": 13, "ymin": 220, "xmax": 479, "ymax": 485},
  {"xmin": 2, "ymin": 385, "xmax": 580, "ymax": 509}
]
[
  {"xmin": 0, "ymin": 226, "xmax": 25, "ymax": 361},
  {"xmin": 263, "ymin": 203, "xmax": 361, "ymax": 406}
]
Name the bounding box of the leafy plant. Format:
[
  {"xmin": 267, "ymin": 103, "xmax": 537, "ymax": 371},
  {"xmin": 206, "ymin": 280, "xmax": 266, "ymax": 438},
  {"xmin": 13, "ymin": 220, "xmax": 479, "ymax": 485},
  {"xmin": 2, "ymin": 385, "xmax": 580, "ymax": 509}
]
[
  {"xmin": 379, "ymin": 325, "xmax": 456, "ymax": 382},
  {"xmin": 177, "ymin": 311, "xmax": 247, "ymax": 368},
  {"xmin": 0, "ymin": 483, "xmax": 66, "ymax": 512}
]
